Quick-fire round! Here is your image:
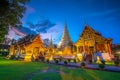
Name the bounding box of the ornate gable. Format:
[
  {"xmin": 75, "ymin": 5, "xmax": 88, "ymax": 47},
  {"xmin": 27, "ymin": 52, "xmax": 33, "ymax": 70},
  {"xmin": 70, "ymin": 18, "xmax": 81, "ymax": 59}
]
[
  {"xmin": 32, "ymin": 34, "xmax": 44, "ymax": 48},
  {"xmin": 80, "ymin": 25, "xmax": 95, "ymax": 40},
  {"xmin": 33, "ymin": 34, "xmax": 43, "ymax": 44},
  {"xmin": 80, "ymin": 25, "xmax": 105, "ymax": 41},
  {"xmin": 75, "ymin": 25, "xmax": 107, "ymax": 46}
]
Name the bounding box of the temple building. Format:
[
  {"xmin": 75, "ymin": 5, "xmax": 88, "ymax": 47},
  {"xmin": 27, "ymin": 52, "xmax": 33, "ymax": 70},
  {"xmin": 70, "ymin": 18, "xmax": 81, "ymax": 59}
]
[
  {"xmin": 75, "ymin": 25, "xmax": 112, "ymax": 61},
  {"xmin": 9, "ymin": 34, "xmax": 45, "ymax": 61},
  {"xmin": 57, "ymin": 23, "xmax": 73, "ymax": 56}
]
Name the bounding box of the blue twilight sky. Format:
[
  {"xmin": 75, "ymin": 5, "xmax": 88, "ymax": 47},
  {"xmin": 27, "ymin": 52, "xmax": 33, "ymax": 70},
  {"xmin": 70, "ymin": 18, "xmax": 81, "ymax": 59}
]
[{"xmin": 21, "ymin": 0, "xmax": 120, "ymax": 44}]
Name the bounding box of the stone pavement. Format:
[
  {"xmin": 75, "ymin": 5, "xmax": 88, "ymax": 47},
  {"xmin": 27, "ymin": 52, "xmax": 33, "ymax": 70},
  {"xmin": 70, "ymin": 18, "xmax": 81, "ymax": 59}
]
[{"xmin": 50, "ymin": 61, "xmax": 120, "ymax": 72}]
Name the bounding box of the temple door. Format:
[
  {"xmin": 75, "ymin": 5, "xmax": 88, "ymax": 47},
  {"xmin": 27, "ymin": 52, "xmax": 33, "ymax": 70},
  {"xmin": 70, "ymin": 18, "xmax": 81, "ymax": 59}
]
[
  {"xmin": 33, "ymin": 47, "xmax": 39, "ymax": 60},
  {"xmin": 89, "ymin": 46, "xmax": 94, "ymax": 54}
]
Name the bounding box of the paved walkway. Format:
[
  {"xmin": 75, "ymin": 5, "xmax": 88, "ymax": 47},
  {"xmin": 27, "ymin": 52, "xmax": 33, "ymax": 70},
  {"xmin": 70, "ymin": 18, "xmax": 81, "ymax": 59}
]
[
  {"xmin": 50, "ymin": 61, "xmax": 120, "ymax": 72},
  {"xmin": 24, "ymin": 64, "xmax": 61, "ymax": 80}
]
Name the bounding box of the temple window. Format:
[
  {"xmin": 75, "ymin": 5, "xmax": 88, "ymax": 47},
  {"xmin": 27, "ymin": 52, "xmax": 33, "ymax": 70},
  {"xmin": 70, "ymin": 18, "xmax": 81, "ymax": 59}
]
[
  {"xmin": 89, "ymin": 35, "xmax": 91, "ymax": 39},
  {"xmin": 21, "ymin": 48, "xmax": 25, "ymax": 54},
  {"xmin": 33, "ymin": 47, "xmax": 39, "ymax": 56}
]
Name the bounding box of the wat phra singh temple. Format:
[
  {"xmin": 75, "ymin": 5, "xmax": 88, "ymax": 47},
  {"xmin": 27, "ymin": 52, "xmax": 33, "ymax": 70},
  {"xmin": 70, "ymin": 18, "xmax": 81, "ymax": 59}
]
[{"xmin": 9, "ymin": 23, "xmax": 114, "ymax": 61}]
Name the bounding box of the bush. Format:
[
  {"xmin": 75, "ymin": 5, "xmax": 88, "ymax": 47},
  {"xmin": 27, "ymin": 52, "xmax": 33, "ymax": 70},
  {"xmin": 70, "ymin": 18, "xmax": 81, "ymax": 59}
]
[
  {"xmin": 99, "ymin": 64, "xmax": 105, "ymax": 70},
  {"xmin": 81, "ymin": 62, "xmax": 86, "ymax": 67},
  {"xmin": 55, "ymin": 60, "xmax": 59, "ymax": 64},
  {"xmin": 46, "ymin": 59, "xmax": 49, "ymax": 63},
  {"xmin": 0, "ymin": 52, "xmax": 9, "ymax": 57},
  {"xmin": 74, "ymin": 59, "xmax": 76, "ymax": 63},
  {"xmin": 64, "ymin": 60, "xmax": 67, "ymax": 65},
  {"xmin": 59, "ymin": 58, "xmax": 62, "ymax": 62},
  {"xmin": 10, "ymin": 55, "xmax": 16, "ymax": 60},
  {"xmin": 101, "ymin": 61, "xmax": 105, "ymax": 64},
  {"xmin": 68, "ymin": 59, "xmax": 71, "ymax": 62},
  {"xmin": 114, "ymin": 60, "xmax": 119, "ymax": 66}
]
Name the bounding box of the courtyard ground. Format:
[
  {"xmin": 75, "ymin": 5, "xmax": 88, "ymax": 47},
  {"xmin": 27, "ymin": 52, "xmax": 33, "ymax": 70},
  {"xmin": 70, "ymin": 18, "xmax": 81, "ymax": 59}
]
[{"xmin": 0, "ymin": 58, "xmax": 120, "ymax": 80}]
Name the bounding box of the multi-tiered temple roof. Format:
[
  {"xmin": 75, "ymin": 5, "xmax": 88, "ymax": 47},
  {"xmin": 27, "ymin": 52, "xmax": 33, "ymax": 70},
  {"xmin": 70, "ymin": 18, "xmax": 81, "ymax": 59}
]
[{"xmin": 57, "ymin": 23, "xmax": 72, "ymax": 49}]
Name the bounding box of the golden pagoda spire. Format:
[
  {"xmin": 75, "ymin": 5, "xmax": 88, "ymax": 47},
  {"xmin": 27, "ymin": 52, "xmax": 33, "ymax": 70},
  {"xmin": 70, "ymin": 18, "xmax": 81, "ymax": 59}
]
[{"xmin": 57, "ymin": 22, "xmax": 72, "ymax": 49}]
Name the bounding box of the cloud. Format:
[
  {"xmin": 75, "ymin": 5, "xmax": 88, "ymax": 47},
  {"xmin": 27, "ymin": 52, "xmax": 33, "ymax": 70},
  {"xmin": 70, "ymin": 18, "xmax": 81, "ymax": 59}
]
[
  {"xmin": 18, "ymin": 27, "xmax": 37, "ymax": 35},
  {"xmin": 12, "ymin": 27, "xmax": 26, "ymax": 37},
  {"xmin": 40, "ymin": 22, "xmax": 64, "ymax": 44},
  {"xmin": 6, "ymin": 28, "xmax": 16, "ymax": 39},
  {"xmin": 7, "ymin": 17, "xmax": 61, "ymax": 44},
  {"xmin": 6, "ymin": 27, "xmax": 26, "ymax": 40},
  {"xmin": 27, "ymin": 18, "xmax": 56, "ymax": 33},
  {"xmin": 17, "ymin": 17, "xmax": 63, "ymax": 44},
  {"xmin": 6, "ymin": 26, "xmax": 37, "ymax": 41}
]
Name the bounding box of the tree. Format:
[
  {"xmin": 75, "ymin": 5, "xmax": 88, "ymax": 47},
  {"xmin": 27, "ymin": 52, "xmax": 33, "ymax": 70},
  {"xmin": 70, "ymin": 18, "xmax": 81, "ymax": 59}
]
[{"xmin": 0, "ymin": 0, "xmax": 29, "ymax": 42}]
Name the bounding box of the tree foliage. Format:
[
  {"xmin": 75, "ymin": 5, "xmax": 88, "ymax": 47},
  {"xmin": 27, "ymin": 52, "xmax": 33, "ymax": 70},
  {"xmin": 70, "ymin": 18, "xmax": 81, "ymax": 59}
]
[{"xmin": 0, "ymin": 0, "xmax": 29, "ymax": 42}]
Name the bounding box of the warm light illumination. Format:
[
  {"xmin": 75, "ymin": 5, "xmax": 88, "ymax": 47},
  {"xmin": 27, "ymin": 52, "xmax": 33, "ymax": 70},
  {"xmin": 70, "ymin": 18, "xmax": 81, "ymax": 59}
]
[
  {"xmin": 96, "ymin": 56, "xmax": 101, "ymax": 64},
  {"xmin": 77, "ymin": 54, "xmax": 83, "ymax": 61},
  {"xmin": 62, "ymin": 47, "xmax": 72, "ymax": 56},
  {"xmin": 49, "ymin": 55, "xmax": 53, "ymax": 61}
]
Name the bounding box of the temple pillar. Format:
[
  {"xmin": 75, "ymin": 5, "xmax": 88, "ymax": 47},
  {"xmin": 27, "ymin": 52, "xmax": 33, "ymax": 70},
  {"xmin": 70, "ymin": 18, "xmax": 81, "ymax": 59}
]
[
  {"xmin": 105, "ymin": 43, "xmax": 108, "ymax": 52},
  {"xmin": 107, "ymin": 43, "xmax": 112, "ymax": 54},
  {"xmin": 76, "ymin": 45, "xmax": 79, "ymax": 53},
  {"xmin": 9, "ymin": 45, "xmax": 14, "ymax": 55},
  {"xmin": 83, "ymin": 40, "xmax": 85, "ymax": 52},
  {"xmin": 103, "ymin": 44, "xmax": 107, "ymax": 52},
  {"xmin": 72, "ymin": 44, "xmax": 74, "ymax": 53},
  {"xmin": 92, "ymin": 40, "xmax": 96, "ymax": 61},
  {"xmin": 94, "ymin": 41, "xmax": 96, "ymax": 52}
]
